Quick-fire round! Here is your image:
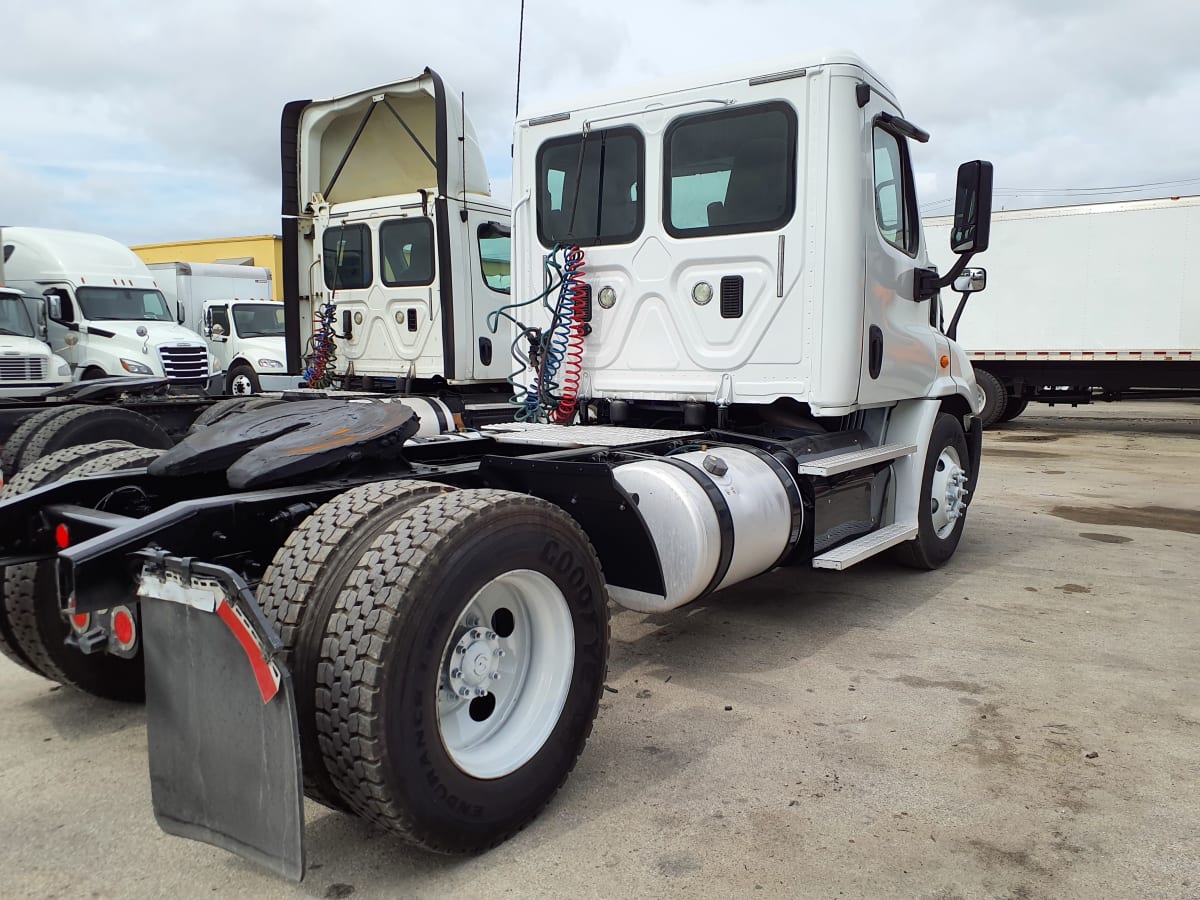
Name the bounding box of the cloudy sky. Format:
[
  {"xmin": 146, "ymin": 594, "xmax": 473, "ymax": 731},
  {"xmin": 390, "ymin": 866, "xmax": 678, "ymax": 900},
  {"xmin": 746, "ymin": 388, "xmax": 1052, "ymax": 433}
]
[{"xmin": 3, "ymin": 0, "xmax": 1198, "ymax": 246}]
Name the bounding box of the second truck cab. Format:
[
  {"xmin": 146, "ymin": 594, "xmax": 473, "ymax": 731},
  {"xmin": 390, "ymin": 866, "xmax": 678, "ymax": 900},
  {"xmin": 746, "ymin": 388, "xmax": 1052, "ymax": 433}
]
[
  {"xmin": 1, "ymin": 228, "xmax": 217, "ymax": 388},
  {"xmin": 281, "ymin": 68, "xmax": 514, "ymax": 389}
]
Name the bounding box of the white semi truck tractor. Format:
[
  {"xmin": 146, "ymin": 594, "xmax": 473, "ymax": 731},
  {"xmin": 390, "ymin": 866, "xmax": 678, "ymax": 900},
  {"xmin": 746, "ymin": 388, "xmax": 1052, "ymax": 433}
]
[
  {"xmin": 280, "ymin": 68, "xmax": 515, "ymax": 405},
  {"xmin": 0, "ymin": 51, "xmax": 991, "ymax": 880}
]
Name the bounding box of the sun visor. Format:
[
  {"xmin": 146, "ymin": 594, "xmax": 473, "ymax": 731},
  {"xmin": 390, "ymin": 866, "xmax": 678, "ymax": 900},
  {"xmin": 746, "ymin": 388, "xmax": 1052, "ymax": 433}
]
[{"xmin": 295, "ymin": 68, "xmax": 490, "ymax": 207}]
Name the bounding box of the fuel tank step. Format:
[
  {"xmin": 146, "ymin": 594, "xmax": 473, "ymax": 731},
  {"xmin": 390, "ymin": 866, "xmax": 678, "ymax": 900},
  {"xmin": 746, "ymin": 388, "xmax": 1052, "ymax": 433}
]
[
  {"xmin": 811, "ymin": 522, "xmax": 917, "ymax": 570},
  {"xmin": 794, "ymin": 442, "xmax": 916, "ymax": 477}
]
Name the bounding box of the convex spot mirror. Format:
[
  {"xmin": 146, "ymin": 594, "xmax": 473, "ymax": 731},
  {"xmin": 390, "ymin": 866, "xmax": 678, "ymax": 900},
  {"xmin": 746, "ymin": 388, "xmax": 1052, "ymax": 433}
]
[
  {"xmin": 951, "ymin": 160, "xmax": 994, "ymax": 255},
  {"xmin": 953, "ymin": 267, "xmax": 987, "ymax": 294}
]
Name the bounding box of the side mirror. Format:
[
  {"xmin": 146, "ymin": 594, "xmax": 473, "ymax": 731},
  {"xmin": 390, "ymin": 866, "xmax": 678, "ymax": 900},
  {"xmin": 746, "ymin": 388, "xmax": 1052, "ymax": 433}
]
[
  {"xmin": 177, "ymin": 302, "xmax": 185, "ymax": 325},
  {"xmin": 950, "ymin": 160, "xmax": 993, "ymax": 255},
  {"xmin": 952, "ymin": 267, "xmax": 987, "ymax": 294},
  {"xmin": 46, "ymin": 295, "xmax": 63, "ymax": 320}
]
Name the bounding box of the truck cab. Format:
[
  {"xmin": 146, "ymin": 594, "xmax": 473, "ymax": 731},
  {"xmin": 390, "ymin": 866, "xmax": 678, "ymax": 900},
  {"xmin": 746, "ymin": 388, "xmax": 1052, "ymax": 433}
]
[
  {"xmin": 511, "ymin": 52, "xmax": 986, "ymax": 422},
  {"xmin": 0, "ymin": 286, "xmax": 72, "ymax": 397},
  {"xmin": 1, "ymin": 228, "xmax": 218, "ymax": 389},
  {"xmin": 281, "ymin": 69, "xmax": 513, "ymax": 389},
  {"xmin": 202, "ymin": 297, "xmax": 287, "ymax": 394}
]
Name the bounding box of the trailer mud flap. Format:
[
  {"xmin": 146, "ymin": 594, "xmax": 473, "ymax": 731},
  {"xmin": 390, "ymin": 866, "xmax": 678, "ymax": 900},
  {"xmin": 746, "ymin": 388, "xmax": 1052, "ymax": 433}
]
[{"xmin": 135, "ymin": 552, "xmax": 305, "ymax": 881}]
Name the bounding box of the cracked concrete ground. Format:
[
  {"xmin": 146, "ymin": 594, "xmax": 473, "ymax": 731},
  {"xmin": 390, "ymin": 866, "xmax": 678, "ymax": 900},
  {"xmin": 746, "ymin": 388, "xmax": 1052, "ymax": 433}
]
[{"xmin": 1, "ymin": 401, "xmax": 1197, "ymax": 899}]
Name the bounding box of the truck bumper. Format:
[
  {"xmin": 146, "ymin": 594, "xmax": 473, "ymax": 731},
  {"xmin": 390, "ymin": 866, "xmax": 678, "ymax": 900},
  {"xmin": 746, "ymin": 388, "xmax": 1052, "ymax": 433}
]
[{"xmin": 134, "ymin": 550, "xmax": 305, "ymax": 881}]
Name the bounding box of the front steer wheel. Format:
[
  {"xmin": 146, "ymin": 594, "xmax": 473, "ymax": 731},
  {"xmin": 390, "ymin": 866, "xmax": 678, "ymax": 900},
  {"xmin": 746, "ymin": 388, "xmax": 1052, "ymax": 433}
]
[
  {"xmin": 315, "ymin": 489, "xmax": 610, "ymax": 852},
  {"xmin": 891, "ymin": 413, "xmax": 971, "ymax": 570}
]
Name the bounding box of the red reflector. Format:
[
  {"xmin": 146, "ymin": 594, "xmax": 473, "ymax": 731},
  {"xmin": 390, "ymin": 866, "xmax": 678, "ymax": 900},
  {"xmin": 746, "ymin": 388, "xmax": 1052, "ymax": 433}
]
[
  {"xmin": 113, "ymin": 608, "xmax": 135, "ymax": 647},
  {"xmin": 71, "ymin": 613, "xmax": 90, "ymax": 631},
  {"xmin": 54, "ymin": 524, "xmax": 71, "ymax": 549}
]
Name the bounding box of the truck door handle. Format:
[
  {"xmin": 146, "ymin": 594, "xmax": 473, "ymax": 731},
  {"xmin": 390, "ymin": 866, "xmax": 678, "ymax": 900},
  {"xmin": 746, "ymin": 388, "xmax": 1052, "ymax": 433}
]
[{"xmin": 868, "ymin": 325, "xmax": 883, "ymax": 379}]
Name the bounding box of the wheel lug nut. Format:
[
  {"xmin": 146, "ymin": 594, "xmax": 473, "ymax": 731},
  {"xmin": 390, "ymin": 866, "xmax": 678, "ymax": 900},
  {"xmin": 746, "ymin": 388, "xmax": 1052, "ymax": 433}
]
[
  {"xmin": 485, "ymin": 631, "xmax": 496, "ymax": 640},
  {"xmin": 451, "ymin": 669, "xmax": 461, "ymax": 679},
  {"xmin": 495, "ymin": 649, "xmax": 505, "ymax": 658},
  {"xmin": 471, "ymin": 629, "xmax": 482, "ymax": 640},
  {"xmin": 455, "ymin": 646, "xmax": 465, "ymax": 655},
  {"xmin": 458, "ymin": 687, "xmax": 471, "ymax": 697},
  {"xmin": 475, "ymin": 688, "xmax": 487, "ymax": 697},
  {"xmin": 490, "ymin": 672, "xmax": 501, "ymax": 681}
]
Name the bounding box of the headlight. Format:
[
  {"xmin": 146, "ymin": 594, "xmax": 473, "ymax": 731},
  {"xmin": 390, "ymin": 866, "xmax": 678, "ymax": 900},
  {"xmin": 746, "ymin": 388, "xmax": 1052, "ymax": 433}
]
[
  {"xmin": 120, "ymin": 358, "xmax": 154, "ymax": 375},
  {"xmin": 257, "ymin": 358, "xmax": 284, "ymax": 369},
  {"xmin": 57, "ymin": 363, "xmax": 70, "ymax": 376}
]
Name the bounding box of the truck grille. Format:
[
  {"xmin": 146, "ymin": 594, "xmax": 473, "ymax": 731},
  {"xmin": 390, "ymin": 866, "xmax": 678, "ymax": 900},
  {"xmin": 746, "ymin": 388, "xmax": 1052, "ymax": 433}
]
[
  {"xmin": 157, "ymin": 344, "xmax": 208, "ymax": 381},
  {"xmin": 0, "ymin": 356, "xmax": 47, "ymax": 382}
]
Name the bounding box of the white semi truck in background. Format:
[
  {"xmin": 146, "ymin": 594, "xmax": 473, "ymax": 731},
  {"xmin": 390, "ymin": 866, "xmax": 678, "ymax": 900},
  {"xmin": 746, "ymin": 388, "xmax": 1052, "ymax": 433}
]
[
  {"xmin": 926, "ymin": 195, "xmax": 1200, "ymax": 425},
  {"xmin": 1, "ymin": 228, "xmax": 217, "ymax": 388},
  {"xmin": 0, "ymin": 52, "xmax": 993, "ymax": 879}
]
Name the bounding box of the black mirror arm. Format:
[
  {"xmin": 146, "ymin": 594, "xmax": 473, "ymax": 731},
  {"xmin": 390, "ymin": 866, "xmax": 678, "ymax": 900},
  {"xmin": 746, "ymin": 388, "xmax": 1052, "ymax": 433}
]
[{"xmin": 914, "ymin": 251, "xmax": 975, "ymax": 302}]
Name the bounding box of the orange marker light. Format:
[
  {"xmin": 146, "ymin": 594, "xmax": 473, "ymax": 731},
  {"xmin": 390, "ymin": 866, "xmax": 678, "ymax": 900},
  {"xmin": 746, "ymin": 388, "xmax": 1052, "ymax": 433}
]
[{"xmin": 939, "ymin": 355, "xmax": 950, "ymax": 369}]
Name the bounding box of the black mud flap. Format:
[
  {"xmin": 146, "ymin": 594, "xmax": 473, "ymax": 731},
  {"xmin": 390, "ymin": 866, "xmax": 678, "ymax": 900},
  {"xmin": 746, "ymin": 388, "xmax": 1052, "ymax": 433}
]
[
  {"xmin": 135, "ymin": 551, "xmax": 305, "ymax": 881},
  {"xmin": 964, "ymin": 415, "xmax": 983, "ymax": 507}
]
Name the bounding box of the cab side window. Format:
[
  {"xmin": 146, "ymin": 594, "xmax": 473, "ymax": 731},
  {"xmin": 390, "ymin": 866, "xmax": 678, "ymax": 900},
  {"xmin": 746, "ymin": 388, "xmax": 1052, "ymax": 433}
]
[
  {"xmin": 872, "ymin": 126, "xmax": 919, "ymax": 255},
  {"xmin": 209, "ymin": 305, "xmax": 230, "ymax": 334}
]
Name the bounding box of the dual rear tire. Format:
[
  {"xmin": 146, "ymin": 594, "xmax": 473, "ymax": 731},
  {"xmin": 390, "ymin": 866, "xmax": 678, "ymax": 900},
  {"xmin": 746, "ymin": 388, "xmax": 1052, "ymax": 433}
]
[{"xmin": 259, "ymin": 485, "xmax": 610, "ymax": 852}]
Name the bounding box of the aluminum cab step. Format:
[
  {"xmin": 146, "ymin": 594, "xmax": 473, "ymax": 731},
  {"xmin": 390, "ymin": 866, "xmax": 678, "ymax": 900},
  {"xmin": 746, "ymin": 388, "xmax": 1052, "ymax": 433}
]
[
  {"xmin": 811, "ymin": 522, "xmax": 917, "ymax": 570},
  {"xmin": 794, "ymin": 442, "xmax": 917, "ymax": 477}
]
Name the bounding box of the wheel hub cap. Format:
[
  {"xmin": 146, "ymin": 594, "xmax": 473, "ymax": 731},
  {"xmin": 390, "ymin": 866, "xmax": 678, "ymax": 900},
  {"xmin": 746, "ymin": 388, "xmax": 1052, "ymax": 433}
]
[{"xmin": 930, "ymin": 447, "xmax": 969, "ymax": 539}]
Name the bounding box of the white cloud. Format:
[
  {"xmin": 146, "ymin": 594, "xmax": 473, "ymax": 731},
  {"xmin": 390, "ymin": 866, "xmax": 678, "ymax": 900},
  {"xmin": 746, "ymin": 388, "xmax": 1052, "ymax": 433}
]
[{"xmin": 3, "ymin": 0, "xmax": 1197, "ymax": 244}]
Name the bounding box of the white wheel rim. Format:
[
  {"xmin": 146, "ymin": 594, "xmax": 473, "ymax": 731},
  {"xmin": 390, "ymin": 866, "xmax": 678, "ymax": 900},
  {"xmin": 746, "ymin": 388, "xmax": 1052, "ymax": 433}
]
[
  {"xmin": 231, "ymin": 374, "xmax": 254, "ymax": 394},
  {"xmin": 929, "ymin": 446, "xmax": 968, "ymax": 539},
  {"xmin": 436, "ymin": 569, "xmax": 574, "ymax": 779}
]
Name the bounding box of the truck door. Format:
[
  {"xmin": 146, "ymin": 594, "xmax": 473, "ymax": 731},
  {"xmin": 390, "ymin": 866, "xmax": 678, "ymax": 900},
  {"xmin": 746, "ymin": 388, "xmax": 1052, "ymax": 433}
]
[
  {"xmin": 463, "ymin": 212, "xmax": 514, "ymax": 381},
  {"xmin": 857, "ymin": 99, "xmax": 940, "ymax": 405},
  {"xmin": 205, "ymin": 303, "xmax": 232, "ymax": 372},
  {"xmin": 321, "ymin": 215, "xmax": 444, "ymax": 381}
]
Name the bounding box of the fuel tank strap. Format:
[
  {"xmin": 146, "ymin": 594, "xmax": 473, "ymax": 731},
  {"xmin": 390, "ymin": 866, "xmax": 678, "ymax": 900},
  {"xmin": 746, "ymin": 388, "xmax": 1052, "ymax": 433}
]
[{"xmin": 659, "ymin": 457, "xmax": 734, "ymax": 599}]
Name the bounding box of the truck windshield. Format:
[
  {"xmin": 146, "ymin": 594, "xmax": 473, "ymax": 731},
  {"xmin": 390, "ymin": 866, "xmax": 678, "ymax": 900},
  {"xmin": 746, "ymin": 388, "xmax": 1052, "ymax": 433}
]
[
  {"xmin": 0, "ymin": 295, "xmax": 37, "ymax": 337},
  {"xmin": 232, "ymin": 303, "xmax": 285, "ymax": 338},
  {"xmin": 76, "ymin": 286, "xmax": 174, "ymax": 322}
]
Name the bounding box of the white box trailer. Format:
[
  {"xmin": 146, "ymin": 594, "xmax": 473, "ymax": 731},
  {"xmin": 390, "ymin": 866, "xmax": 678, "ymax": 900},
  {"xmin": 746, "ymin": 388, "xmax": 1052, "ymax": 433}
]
[
  {"xmin": 147, "ymin": 261, "xmax": 273, "ymax": 329},
  {"xmin": 925, "ymin": 195, "xmax": 1200, "ymax": 424}
]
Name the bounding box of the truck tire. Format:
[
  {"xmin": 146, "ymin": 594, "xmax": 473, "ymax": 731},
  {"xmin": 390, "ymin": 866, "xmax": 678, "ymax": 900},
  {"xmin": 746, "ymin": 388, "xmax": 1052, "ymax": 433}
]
[
  {"xmin": 0, "ymin": 405, "xmax": 83, "ymax": 478},
  {"xmin": 0, "ymin": 439, "xmax": 131, "ymax": 676},
  {"xmin": 892, "ymin": 413, "xmax": 971, "ymax": 570},
  {"xmin": 973, "ymin": 369, "xmax": 1007, "ymax": 428},
  {"xmin": 2, "ymin": 444, "xmax": 163, "ymax": 699},
  {"xmin": 316, "ymin": 490, "xmax": 609, "ymax": 852},
  {"xmin": 257, "ymin": 479, "xmax": 455, "ymax": 809},
  {"xmin": 997, "ymin": 396, "xmax": 1029, "ymax": 423},
  {"xmin": 226, "ymin": 364, "xmax": 261, "ymax": 395},
  {"xmin": 15, "ymin": 405, "xmax": 173, "ymax": 473},
  {"xmin": 188, "ymin": 396, "xmax": 281, "ymax": 431}
]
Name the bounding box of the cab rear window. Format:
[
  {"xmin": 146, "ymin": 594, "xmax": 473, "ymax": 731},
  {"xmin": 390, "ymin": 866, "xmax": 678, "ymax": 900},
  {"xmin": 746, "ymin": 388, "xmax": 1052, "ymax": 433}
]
[
  {"xmin": 322, "ymin": 223, "xmax": 372, "ymax": 290},
  {"xmin": 536, "ymin": 127, "xmax": 644, "ymax": 247}
]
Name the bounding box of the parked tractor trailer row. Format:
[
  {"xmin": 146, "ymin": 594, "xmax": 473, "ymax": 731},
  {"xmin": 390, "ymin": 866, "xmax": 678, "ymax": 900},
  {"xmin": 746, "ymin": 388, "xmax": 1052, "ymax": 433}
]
[{"xmin": 0, "ymin": 54, "xmax": 996, "ymax": 881}]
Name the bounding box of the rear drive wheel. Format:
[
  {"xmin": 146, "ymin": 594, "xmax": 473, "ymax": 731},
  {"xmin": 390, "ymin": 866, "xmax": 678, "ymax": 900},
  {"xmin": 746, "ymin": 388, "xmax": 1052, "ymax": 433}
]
[
  {"xmin": 997, "ymin": 396, "xmax": 1029, "ymax": 423},
  {"xmin": 892, "ymin": 413, "xmax": 971, "ymax": 570},
  {"xmin": 15, "ymin": 405, "xmax": 172, "ymax": 473},
  {"xmin": 2, "ymin": 445, "xmax": 164, "ymax": 700},
  {"xmin": 317, "ymin": 490, "xmax": 609, "ymax": 852},
  {"xmin": 0, "ymin": 405, "xmax": 83, "ymax": 478},
  {"xmin": 973, "ymin": 368, "xmax": 1007, "ymax": 428},
  {"xmin": 226, "ymin": 364, "xmax": 261, "ymax": 395},
  {"xmin": 257, "ymin": 479, "xmax": 455, "ymax": 809}
]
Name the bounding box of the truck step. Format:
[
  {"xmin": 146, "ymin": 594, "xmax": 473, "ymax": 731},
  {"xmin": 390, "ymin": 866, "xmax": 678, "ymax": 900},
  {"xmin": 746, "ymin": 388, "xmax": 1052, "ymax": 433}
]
[
  {"xmin": 811, "ymin": 522, "xmax": 917, "ymax": 570},
  {"xmin": 794, "ymin": 442, "xmax": 916, "ymax": 477}
]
